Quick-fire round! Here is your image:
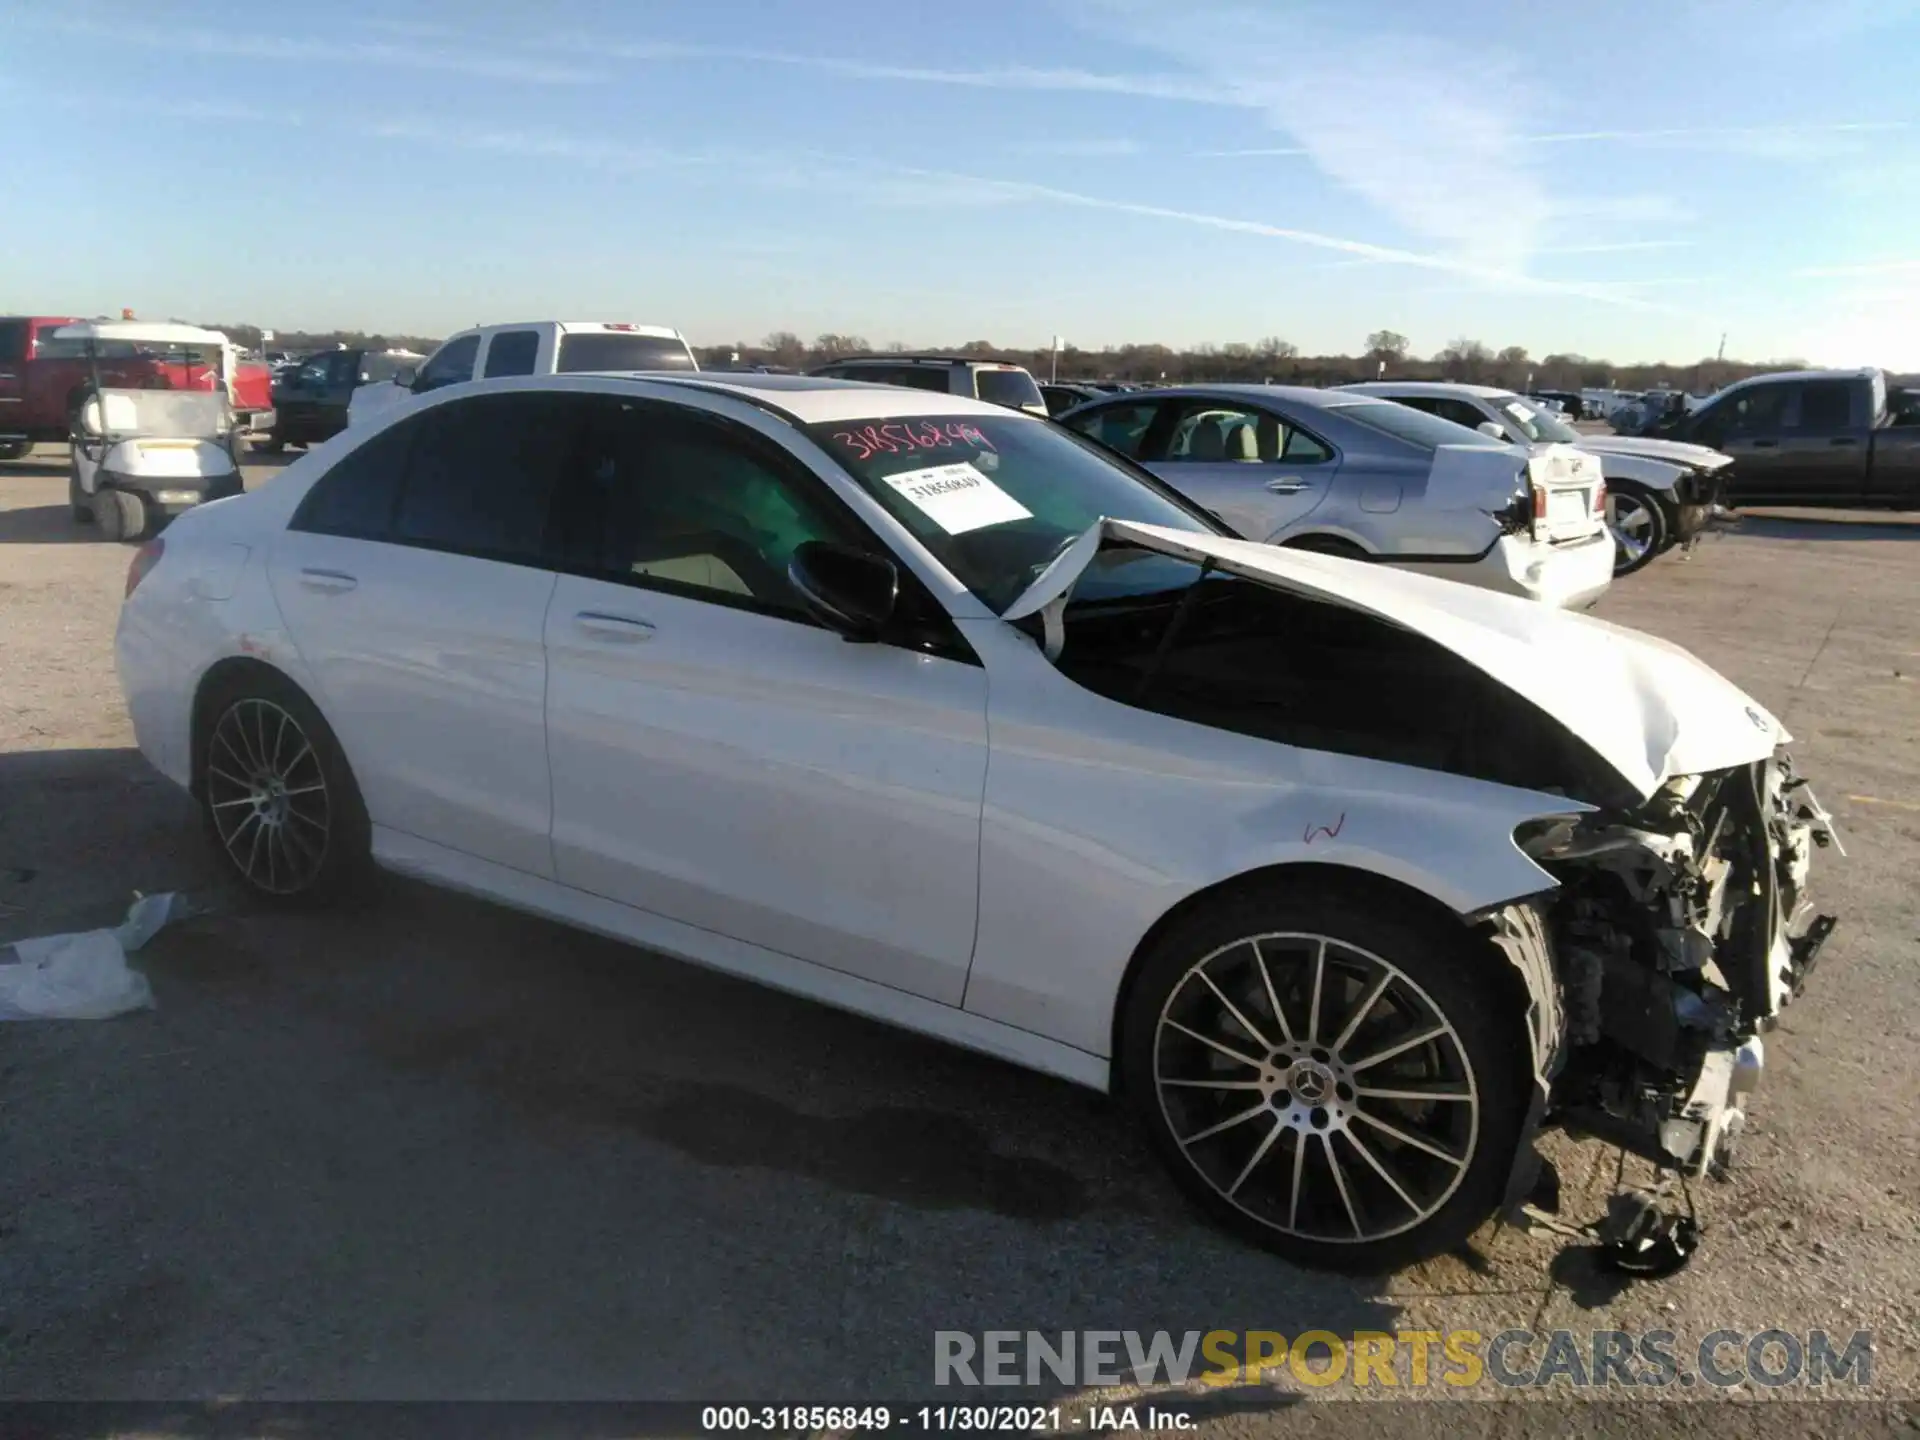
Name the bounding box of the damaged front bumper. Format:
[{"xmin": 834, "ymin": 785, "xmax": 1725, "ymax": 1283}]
[{"xmin": 1493, "ymin": 750, "xmax": 1840, "ymax": 1224}]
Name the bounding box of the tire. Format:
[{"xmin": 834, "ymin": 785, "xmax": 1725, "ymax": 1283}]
[
  {"xmin": 255, "ymin": 434, "xmax": 285, "ymax": 454},
  {"xmin": 195, "ymin": 670, "xmax": 371, "ymax": 905},
  {"xmin": 1282, "ymin": 535, "xmax": 1371, "ymax": 561},
  {"xmin": 93, "ymin": 488, "xmax": 147, "ymax": 543},
  {"xmin": 1606, "ymin": 484, "xmax": 1668, "ymax": 576},
  {"xmin": 68, "ymin": 457, "xmax": 94, "ymax": 523},
  {"xmin": 1119, "ymin": 876, "xmax": 1530, "ymax": 1272},
  {"xmin": 0, "ymin": 440, "xmax": 30, "ymax": 462}
]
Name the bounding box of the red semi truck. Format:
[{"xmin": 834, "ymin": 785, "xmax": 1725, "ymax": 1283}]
[{"xmin": 0, "ymin": 315, "xmax": 273, "ymax": 459}]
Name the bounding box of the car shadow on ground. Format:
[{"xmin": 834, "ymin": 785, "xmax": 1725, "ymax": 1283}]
[
  {"xmin": 0, "ymin": 504, "xmax": 94, "ymax": 545},
  {"xmin": 1730, "ymin": 510, "xmax": 1920, "ymax": 542},
  {"xmin": 1, "ymin": 745, "xmax": 1415, "ymax": 1400},
  {"xmin": 1, "ymin": 457, "xmax": 69, "ymax": 480}
]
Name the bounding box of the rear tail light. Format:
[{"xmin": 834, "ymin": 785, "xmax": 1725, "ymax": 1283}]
[
  {"xmin": 1593, "ymin": 480, "xmax": 1607, "ymax": 517},
  {"xmin": 125, "ymin": 538, "xmax": 165, "ymax": 598},
  {"xmin": 1531, "ymin": 482, "xmax": 1547, "ymax": 522}
]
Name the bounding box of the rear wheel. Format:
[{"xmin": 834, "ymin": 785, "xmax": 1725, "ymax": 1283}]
[
  {"xmin": 197, "ymin": 672, "xmax": 370, "ymax": 905},
  {"xmin": 0, "ymin": 440, "xmax": 30, "ymax": 462},
  {"xmin": 254, "ymin": 433, "xmax": 285, "ymax": 454},
  {"xmin": 1606, "ymin": 485, "xmax": 1668, "ymax": 575},
  {"xmin": 1121, "ymin": 878, "xmax": 1528, "ymax": 1271}
]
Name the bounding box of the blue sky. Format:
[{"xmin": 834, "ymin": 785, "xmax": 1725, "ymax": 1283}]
[{"xmin": 3, "ymin": 0, "xmax": 1917, "ymax": 365}]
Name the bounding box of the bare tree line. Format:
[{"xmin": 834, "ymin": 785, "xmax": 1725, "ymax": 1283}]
[
  {"xmin": 718, "ymin": 330, "xmax": 1815, "ymax": 395},
  {"xmin": 199, "ymin": 320, "xmax": 1826, "ymax": 396}
]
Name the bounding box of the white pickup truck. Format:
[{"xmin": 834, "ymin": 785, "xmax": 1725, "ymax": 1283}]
[{"xmin": 346, "ymin": 320, "xmax": 697, "ymax": 429}]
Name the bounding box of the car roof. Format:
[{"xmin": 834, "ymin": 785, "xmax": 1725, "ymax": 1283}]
[
  {"xmin": 48, "ymin": 320, "xmax": 231, "ymax": 347},
  {"xmin": 1339, "ymin": 381, "xmax": 1515, "ymax": 400},
  {"xmin": 450, "ymin": 320, "xmax": 686, "ymax": 340},
  {"xmin": 1073, "ymin": 383, "xmax": 1392, "ymax": 412},
  {"xmin": 1717, "ymin": 367, "xmax": 1879, "ymax": 387},
  {"xmin": 555, "ymin": 371, "xmax": 1019, "ymax": 423},
  {"xmin": 825, "ymin": 354, "xmax": 1028, "ymax": 370}
]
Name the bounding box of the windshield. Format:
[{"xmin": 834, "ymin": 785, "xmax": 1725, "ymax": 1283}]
[
  {"xmin": 1495, "ymin": 395, "xmax": 1581, "ymax": 444},
  {"xmin": 804, "ymin": 412, "xmax": 1219, "ymax": 613},
  {"xmin": 1328, "ymin": 400, "xmax": 1505, "ymax": 452},
  {"xmin": 556, "ymin": 332, "xmax": 697, "ymax": 372},
  {"xmin": 973, "ymin": 367, "xmax": 1044, "ymax": 410}
]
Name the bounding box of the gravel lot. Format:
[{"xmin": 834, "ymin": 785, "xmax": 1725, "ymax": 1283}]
[{"xmin": 2, "ymin": 444, "xmax": 1917, "ymax": 1425}]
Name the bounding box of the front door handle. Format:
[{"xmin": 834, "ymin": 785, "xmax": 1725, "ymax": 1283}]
[
  {"xmin": 1265, "ymin": 479, "xmax": 1310, "ymax": 494},
  {"xmin": 298, "ymin": 567, "xmax": 358, "ymax": 593},
  {"xmin": 574, "ymin": 611, "xmax": 656, "ymax": 642}
]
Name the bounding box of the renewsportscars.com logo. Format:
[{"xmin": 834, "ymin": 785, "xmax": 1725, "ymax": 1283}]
[{"xmin": 934, "ymin": 1328, "xmax": 1873, "ymax": 1391}]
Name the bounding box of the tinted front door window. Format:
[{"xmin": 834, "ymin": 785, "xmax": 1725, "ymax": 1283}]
[{"xmin": 413, "ymin": 334, "xmax": 480, "ymax": 392}]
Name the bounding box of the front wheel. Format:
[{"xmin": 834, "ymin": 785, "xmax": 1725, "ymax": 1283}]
[
  {"xmin": 1120, "ymin": 879, "xmax": 1528, "ymax": 1271},
  {"xmin": 1606, "ymin": 485, "xmax": 1669, "ymax": 576},
  {"xmin": 0, "ymin": 440, "xmax": 31, "ymax": 462},
  {"xmin": 93, "ymin": 488, "xmax": 148, "ymax": 543}
]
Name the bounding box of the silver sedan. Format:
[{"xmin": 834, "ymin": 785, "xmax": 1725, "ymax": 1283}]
[{"xmin": 1058, "ymin": 385, "xmax": 1615, "ymax": 608}]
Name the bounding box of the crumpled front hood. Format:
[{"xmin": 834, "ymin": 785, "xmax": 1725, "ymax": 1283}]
[
  {"xmin": 1576, "ymin": 434, "xmax": 1733, "ymax": 472},
  {"xmin": 1006, "ymin": 520, "xmax": 1786, "ymax": 801}
]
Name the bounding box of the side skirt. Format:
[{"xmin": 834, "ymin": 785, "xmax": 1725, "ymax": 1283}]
[{"xmin": 369, "ymin": 826, "xmax": 1112, "ymax": 1093}]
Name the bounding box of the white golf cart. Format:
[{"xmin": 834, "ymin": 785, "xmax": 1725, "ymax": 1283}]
[{"xmin": 59, "ymin": 321, "xmax": 246, "ymax": 542}]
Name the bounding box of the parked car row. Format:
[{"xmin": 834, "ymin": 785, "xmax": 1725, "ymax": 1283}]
[
  {"xmin": 113, "ymin": 368, "xmax": 1840, "ymax": 1273},
  {"xmin": 1056, "ymin": 384, "xmax": 1614, "ymax": 608},
  {"xmin": 1338, "ymin": 382, "xmax": 1734, "ymax": 576}
]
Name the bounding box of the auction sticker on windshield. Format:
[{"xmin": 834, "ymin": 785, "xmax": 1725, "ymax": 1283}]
[{"xmin": 881, "ymin": 461, "xmax": 1031, "ymax": 534}]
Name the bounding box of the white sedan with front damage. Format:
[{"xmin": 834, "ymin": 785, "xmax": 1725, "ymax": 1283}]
[
  {"xmin": 114, "ymin": 373, "xmax": 1838, "ymax": 1271},
  {"xmin": 1059, "ymin": 384, "xmax": 1615, "ymax": 609}
]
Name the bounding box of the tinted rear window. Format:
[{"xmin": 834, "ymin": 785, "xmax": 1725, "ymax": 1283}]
[
  {"xmin": 1330, "ymin": 400, "xmax": 1504, "ymax": 452},
  {"xmin": 974, "ymin": 367, "xmax": 1044, "ymax": 409},
  {"xmin": 555, "ymin": 333, "xmax": 697, "ymax": 373}
]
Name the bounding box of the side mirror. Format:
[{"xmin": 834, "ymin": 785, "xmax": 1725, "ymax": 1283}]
[
  {"xmin": 394, "ymin": 366, "xmax": 418, "ymax": 388},
  {"xmin": 788, "ymin": 540, "xmax": 898, "ymax": 642},
  {"xmin": 1476, "ymin": 420, "xmax": 1508, "ymax": 440}
]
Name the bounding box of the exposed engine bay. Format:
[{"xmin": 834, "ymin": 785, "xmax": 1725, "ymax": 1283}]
[
  {"xmin": 1517, "ymin": 755, "xmax": 1839, "ymax": 1178},
  {"xmin": 1039, "ymin": 554, "xmax": 1841, "ymax": 1272}
]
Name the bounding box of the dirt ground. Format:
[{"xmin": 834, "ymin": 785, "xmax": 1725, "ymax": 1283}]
[{"xmin": 2, "ymin": 445, "xmax": 1917, "ymax": 1428}]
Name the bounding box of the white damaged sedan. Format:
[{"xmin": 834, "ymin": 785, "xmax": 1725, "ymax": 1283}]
[{"xmin": 115, "ymin": 373, "xmax": 1839, "ymax": 1271}]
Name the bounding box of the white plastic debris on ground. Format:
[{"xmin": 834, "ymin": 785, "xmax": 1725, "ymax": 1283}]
[{"xmin": 0, "ymin": 892, "xmax": 188, "ymax": 1021}]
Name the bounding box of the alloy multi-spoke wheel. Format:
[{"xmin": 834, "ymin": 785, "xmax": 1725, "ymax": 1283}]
[
  {"xmin": 1607, "ymin": 487, "xmax": 1668, "ymax": 575},
  {"xmin": 205, "ymin": 698, "xmax": 332, "ymax": 894},
  {"xmin": 1123, "ymin": 884, "xmax": 1526, "ymax": 1270},
  {"xmin": 1154, "ymin": 932, "xmax": 1477, "ymax": 1245},
  {"xmin": 197, "ymin": 676, "xmax": 368, "ymax": 904}
]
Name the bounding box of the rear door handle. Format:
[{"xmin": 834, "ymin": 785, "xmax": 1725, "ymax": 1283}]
[
  {"xmin": 297, "ymin": 567, "xmax": 358, "ymax": 593},
  {"xmin": 574, "ymin": 611, "xmax": 656, "ymax": 641},
  {"xmin": 1265, "ymin": 479, "xmax": 1310, "ymax": 494}
]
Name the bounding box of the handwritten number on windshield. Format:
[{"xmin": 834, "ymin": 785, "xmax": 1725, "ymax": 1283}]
[{"xmin": 830, "ymin": 422, "xmax": 996, "ymax": 462}]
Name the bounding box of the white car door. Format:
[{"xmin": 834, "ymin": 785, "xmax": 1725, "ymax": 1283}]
[
  {"xmin": 266, "ymin": 392, "xmax": 573, "ymax": 876},
  {"xmin": 541, "ymin": 396, "xmax": 990, "ymax": 1004},
  {"xmin": 1143, "ymin": 400, "xmax": 1339, "ymax": 541}
]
